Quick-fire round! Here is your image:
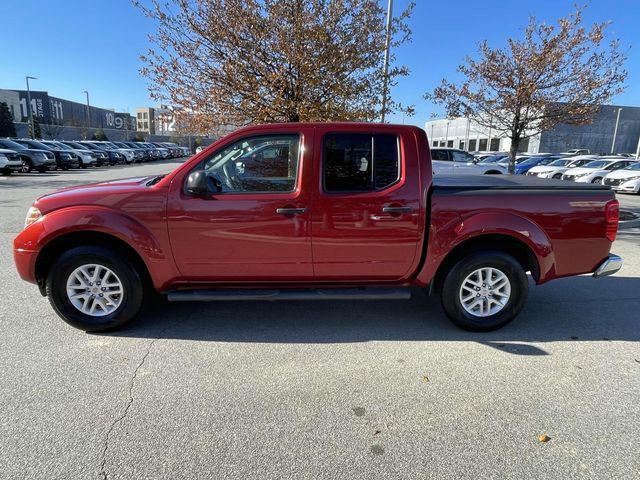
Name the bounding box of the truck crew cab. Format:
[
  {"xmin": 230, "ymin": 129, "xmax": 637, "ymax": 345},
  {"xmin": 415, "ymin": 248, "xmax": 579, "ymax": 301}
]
[{"xmin": 14, "ymin": 123, "xmax": 622, "ymax": 332}]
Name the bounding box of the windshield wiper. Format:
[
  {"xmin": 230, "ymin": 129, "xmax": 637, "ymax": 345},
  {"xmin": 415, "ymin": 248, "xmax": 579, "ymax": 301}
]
[{"xmin": 147, "ymin": 175, "xmax": 165, "ymax": 186}]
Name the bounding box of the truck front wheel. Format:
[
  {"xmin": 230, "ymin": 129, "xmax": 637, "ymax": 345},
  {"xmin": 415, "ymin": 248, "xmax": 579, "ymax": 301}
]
[
  {"xmin": 46, "ymin": 246, "xmax": 145, "ymax": 332},
  {"xmin": 441, "ymin": 251, "xmax": 528, "ymax": 331}
]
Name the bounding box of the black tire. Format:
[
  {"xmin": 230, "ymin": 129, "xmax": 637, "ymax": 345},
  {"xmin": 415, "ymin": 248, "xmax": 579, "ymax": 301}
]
[
  {"xmin": 592, "ymin": 177, "xmax": 602, "ymax": 184},
  {"xmin": 2, "ymin": 169, "xmax": 11, "ymax": 176},
  {"xmin": 552, "ymin": 173, "xmax": 562, "ymax": 179},
  {"xmin": 21, "ymin": 159, "xmax": 32, "ymax": 173},
  {"xmin": 46, "ymin": 246, "xmax": 145, "ymax": 332},
  {"xmin": 441, "ymin": 251, "xmax": 528, "ymax": 332}
]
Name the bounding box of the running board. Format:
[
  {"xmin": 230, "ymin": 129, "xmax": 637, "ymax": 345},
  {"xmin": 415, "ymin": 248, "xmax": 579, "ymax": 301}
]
[{"xmin": 167, "ymin": 287, "xmax": 411, "ymax": 302}]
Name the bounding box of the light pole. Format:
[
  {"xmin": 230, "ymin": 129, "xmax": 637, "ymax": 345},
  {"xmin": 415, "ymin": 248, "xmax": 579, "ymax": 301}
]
[
  {"xmin": 82, "ymin": 90, "xmax": 90, "ymax": 140},
  {"xmin": 380, "ymin": 0, "xmax": 393, "ymax": 123},
  {"xmin": 611, "ymin": 107, "xmax": 622, "ymax": 154},
  {"xmin": 25, "ymin": 76, "xmax": 37, "ymax": 139}
]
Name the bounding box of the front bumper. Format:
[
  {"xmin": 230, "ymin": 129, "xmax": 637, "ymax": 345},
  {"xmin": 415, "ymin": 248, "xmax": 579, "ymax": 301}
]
[{"xmin": 593, "ymin": 254, "xmax": 623, "ymax": 278}]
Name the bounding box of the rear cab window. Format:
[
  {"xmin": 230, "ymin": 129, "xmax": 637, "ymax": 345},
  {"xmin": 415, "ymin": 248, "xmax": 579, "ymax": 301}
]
[{"xmin": 323, "ymin": 134, "xmax": 400, "ymax": 192}]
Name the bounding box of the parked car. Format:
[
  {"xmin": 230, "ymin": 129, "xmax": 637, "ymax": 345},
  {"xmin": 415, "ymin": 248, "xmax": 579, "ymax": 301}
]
[
  {"xmin": 526, "ymin": 156, "xmax": 598, "ymax": 179},
  {"xmin": 602, "ymin": 162, "xmax": 640, "ymax": 193},
  {"xmin": 110, "ymin": 142, "xmax": 145, "ymax": 163},
  {"xmin": 14, "ymin": 139, "xmax": 81, "ymax": 170},
  {"xmin": 42, "ymin": 141, "xmax": 98, "ymax": 168},
  {"xmin": 0, "ymin": 138, "xmax": 56, "ymax": 172},
  {"xmin": 59, "ymin": 141, "xmax": 109, "ymax": 166},
  {"xmin": 93, "ymin": 141, "xmax": 137, "ymax": 164},
  {"xmin": 77, "ymin": 141, "xmax": 126, "ymax": 165},
  {"xmin": 152, "ymin": 142, "xmax": 179, "ymax": 158},
  {"xmin": 13, "ymin": 123, "xmax": 621, "ymax": 333},
  {"xmin": 512, "ymin": 155, "xmax": 561, "ymax": 175},
  {"xmin": 562, "ymin": 158, "xmax": 637, "ymax": 184},
  {"xmin": 0, "ymin": 148, "xmax": 22, "ymax": 175},
  {"xmin": 477, "ymin": 153, "xmax": 509, "ymax": 164},
  {"xmin": 431, "ymin": 148, "xmax": 507, "ymax": 175},
  {"xmin": 120, "ymin": 142, "xmax": 152, "ymax": 161}
]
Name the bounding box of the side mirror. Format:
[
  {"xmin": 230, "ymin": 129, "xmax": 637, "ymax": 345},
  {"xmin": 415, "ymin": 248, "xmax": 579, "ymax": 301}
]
[{"xmin": 186, "ymin": 170, "xmax": 221, "ymax": 197}]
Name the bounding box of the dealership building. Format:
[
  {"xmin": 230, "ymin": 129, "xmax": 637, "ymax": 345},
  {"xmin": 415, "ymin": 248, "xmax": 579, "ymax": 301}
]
[
  {"xmin": 0, "ymin": 88, "xmax": 136, "ymax": 140},
  {"xmin": 425, "ymin": 104, "xmax": 640, "ymax": 155}
]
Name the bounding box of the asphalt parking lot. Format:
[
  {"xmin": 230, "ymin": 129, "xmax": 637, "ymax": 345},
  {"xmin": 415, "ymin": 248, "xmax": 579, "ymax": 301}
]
[{"xmin": 1, "ymin": 162, "xmax": 639, "ymax": 479}]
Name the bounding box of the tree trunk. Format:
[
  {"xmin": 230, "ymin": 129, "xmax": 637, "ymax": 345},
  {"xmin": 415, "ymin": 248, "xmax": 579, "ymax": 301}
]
[{"xmin": 508, "ymin": 136, "xmax": 520, "ymax": 175}]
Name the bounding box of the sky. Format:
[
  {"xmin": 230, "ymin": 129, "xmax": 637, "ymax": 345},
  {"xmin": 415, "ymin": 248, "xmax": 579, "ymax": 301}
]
[{"xmin": 1, "ymin": 0, "xmax": 638, "ymax": 128}]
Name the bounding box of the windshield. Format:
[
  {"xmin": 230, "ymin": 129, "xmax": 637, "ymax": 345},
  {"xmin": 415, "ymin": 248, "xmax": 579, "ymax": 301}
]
[
  {"xmin": 42, "ymin": 142, "xmax": 63, "ymax": 150},
  {"xmin": 19, "ymin": 140, "xmax": 52, "ymax": 150},
  {"xmin": 62, "ymin": 141, "xmax": 84, "ymax": 149},
  {"xmin": 623, "ymin": 162, "xmax": 640, "ymax": 171},
  {"xmin": 568, "ymin": 159, "xmax": 591, "ymax": 167},
  {"xmin": 78, "ymin": 143, "xmax": 99, "ymax": 150},
  {"xmin": 479, "ymin": 155, "xmax": 505, "ymax": 163},
  {"xmin": 548, "ymin": 159, "xmax": 571, "ymax": 167},
  {"xmin": 0, "ymin": 139, "xmax": 26, "ymax": 150},
  {"xmin": 583, "ymin": 160, "xmax": 610, "ymax": 168}
]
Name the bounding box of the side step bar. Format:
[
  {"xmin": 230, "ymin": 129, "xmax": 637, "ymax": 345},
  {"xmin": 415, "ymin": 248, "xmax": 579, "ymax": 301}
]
[{"xmin": 167, "ymin": 287, "xmax": 411, "ymax": 302}]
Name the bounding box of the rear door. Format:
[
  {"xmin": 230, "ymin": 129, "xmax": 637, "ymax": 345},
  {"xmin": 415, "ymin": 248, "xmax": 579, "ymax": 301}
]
[
  {"xmin": 430, "ymin": 148, "xmax": 453, "ymax": 175},
  {"xmin": 451, "ymin": 150, "xmax": 479, "ymax": 174},
  {"xmin": 311, "ymin": 127, "xmax": 422, "ymax": 281}
]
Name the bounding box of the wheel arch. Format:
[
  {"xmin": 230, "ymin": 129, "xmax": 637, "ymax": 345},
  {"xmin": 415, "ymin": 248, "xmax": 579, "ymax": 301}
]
[
  {"xmin": 34, "ymin": 231, "xmax": 153, "ymax": 296},
  {"xmin": 430, "ymin": 233, "xmax": 540, "ymax": 295}
]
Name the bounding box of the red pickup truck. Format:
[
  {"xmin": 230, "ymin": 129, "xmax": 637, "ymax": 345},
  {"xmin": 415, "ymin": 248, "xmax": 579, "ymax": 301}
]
[{"xmin": 13, "ymin": 123, "xmax": 622, "ymax": 332}]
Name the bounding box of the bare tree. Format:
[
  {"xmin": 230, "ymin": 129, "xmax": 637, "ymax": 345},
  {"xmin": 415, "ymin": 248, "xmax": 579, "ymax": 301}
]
[
  {"xmin": 426, "ymin": 5, "xmax": 627, "ymax": 173},
  {"xmin": 42, "ymin": 121, "xmax": 64, "ymax": 140},
  {"xmin": 134, "ymin": 0, "xmax": 414, "ymax": 133}
]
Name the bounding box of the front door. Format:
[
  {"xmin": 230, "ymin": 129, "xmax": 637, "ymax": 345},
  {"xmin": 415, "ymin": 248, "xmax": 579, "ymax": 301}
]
[
  {"xmin": 451, "ymin": 149, "xmax": 479, "ymax": 174},
  {"xmin": 311, "ymin": 130, "xmax": 422, "ymax": 281},
  {"xmin": 167, "ymin": 130, "xmax": 314, "ymax": 282}
]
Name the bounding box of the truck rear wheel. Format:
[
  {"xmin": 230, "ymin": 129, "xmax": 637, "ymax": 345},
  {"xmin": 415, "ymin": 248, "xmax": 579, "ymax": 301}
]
[
  {"xmin": 46, "ymin": 246, "xmax": 145, "ymax": 332},
  {"xmin": 441, "ymin": 251, "xmax": 528, "ymax": 331}
]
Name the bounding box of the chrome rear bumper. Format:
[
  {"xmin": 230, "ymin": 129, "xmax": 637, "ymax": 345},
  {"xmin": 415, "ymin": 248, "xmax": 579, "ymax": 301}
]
[{"xmin": 593, "ymin": 254, "xmax": 623, "ymax": 278}]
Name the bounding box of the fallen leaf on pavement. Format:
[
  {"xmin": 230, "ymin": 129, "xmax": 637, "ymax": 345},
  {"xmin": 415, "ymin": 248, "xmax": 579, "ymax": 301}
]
[
  {"xmin": 373, "ymin": 430, "xmax": 381, "ymax": 436},
  {"xmin": 537, "ymin": 434, "xmax": 551, "ymax": 443},
  {"xmin": 422, "ymin": 375, "xmax": 429, "ymax": 383}
]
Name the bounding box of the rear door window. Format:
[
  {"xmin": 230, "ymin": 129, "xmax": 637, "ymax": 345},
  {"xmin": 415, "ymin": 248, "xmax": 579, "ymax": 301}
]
[
  {"xmin": 323, "ymin": 134, "xmax": 400, "ymax": 192},
  {"xmin": 430, "ymin": 149, "xmax": 450, "ymax": 161}
]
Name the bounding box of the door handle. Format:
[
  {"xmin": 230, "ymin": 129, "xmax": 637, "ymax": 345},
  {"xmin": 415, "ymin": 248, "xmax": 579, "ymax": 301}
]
[
  {"xmin": 382, "ymin": 206, "xmax": 412, "ymax": 214},
  {"xmin": 276, "ymin": 207, "xmax": 307, "ymax": 215}
]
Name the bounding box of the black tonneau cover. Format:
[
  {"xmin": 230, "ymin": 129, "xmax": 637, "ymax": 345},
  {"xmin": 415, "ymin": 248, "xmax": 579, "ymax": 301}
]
[{"xmin": 433, "ymin": 174, "xmax": 611, "ymax": 192}]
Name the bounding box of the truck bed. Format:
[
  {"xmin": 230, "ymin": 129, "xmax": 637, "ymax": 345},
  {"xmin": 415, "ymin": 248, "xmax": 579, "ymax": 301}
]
[{"xmin": 433, "ymin": 174, "xmax": 611, "ymax": 192}]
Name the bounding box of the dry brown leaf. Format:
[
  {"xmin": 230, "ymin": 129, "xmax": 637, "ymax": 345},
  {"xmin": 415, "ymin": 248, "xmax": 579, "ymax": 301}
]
[{"xmin": 538, "ymin": 434, "xmax": 551, "ymax": 443}]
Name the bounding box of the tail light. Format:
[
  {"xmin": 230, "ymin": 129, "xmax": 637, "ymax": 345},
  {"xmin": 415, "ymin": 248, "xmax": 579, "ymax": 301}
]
[{"xmin": 605, "ymin": 199, "xmax": 619, "ymax": 242}]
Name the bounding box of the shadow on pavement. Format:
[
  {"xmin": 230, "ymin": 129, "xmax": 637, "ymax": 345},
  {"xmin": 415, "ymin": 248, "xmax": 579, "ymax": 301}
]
[{"xmin": 101, "ymin": 275, "xmax": 640, "ymax": 356}]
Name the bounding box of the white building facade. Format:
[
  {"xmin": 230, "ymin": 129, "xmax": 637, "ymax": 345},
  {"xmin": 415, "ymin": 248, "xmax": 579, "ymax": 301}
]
[{"xmin": 424, "ymin": 117, "xmax": 540, "ymax": 153}]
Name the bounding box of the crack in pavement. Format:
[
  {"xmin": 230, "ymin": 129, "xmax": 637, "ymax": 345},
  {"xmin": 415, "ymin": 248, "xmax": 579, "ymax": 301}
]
[{"xmin": 98, "ymin": 336, "xmax": 161, "ymax": 480}]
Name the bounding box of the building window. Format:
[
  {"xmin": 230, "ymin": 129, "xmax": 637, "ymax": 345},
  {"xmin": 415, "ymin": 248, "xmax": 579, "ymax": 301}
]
[
  {"xmin": 459, "ymin": 140, "xmax": 465, "ymax": 150},
  {"xmin": 447, "ymin": 140, "xmax": 454, "ymax": 148},
  {"xmin": 468, "ymin": 139, "xmax": 477, "ymax": 151},
  {"xmin": 137, "ymin": 112, "xmax": 142, "ymax": 119},
  {"xmin": 143, "ymin": 122, "xmax": 148, "ymax": 129},
  {"xmin": 143, "ymin": 112, "xmax": 148, "ymax": 119},
  {"xmin": 490, "ymin": 138, "xmax": 500, "ymax": 151},
  {"xmin": 479, "ymin": 138, "xmax": 488, "ymax": 151}
]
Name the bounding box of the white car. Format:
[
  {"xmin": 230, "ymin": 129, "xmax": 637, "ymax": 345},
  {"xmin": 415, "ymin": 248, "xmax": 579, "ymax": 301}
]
[
  {"xmin": 0, "ymin": 148, "xmax": 22, "ymax": 175},
  {"xmin": 602, "ymin": 162, "xmax": 640, "ymax": 193},
  {"xmin": 562, "ymin": 157, "xmax": 637, "ymax": 184},
  {"xmin": 431, "ymin": 148, "xmax": 507, "ymax": 175},
  {"xmin": 526, "ymin": 155, "xmax": 597, "ymax": 179}
]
